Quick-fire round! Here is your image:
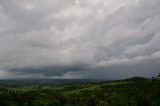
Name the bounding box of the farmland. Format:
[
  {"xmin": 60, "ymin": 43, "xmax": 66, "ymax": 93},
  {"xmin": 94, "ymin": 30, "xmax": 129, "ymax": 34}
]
[{"xmin": 0, "ymin": 77, "xmax": 160, "ymax": 106}]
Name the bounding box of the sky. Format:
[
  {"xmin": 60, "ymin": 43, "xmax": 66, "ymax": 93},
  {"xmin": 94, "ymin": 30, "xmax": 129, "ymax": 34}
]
[{"xmin": 0, "ymin": 0, "xmax": 160, "ymax": 79}]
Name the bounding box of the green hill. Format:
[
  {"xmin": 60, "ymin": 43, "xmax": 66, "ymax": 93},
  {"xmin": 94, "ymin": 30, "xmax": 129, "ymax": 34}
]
[{"xmin": 0, "ymin": 77, "xmax": 160, "ymax": 106}]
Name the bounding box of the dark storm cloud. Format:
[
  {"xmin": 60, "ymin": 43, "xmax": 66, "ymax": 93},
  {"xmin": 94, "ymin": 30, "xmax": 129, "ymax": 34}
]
[
  {"xmin": 8, "ymin": 64, "xmax": 89, "ymax": 76},
  {"xmin": 0, "ymin": 0, "xmax": 160, "ymax": 79},
  {"xmin": 83, "ymin": 60, "xmax": 160, "ymax": 80}
]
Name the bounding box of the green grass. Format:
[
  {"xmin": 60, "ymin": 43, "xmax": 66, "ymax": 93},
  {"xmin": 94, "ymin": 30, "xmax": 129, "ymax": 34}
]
[
  {"xmin": 4, "ymin": 80, "xmax": 133, "ymax": 93},
  {"xmin": 1, "ymin": 77, "xmax": 160, "ymax": 106},
  {"xmin": 105, "ymin": 81, "xmax": 134, "ymax": 86},
  {"xmin": 7, "ymin": 86, "xmax": 38, "ymax": 92},
  {"xmin": 65, "ymin": 81, "xmax": 133, "ymax": 94}
]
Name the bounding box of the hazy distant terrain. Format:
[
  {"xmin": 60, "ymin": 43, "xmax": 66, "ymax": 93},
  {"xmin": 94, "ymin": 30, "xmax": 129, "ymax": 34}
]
[{"xmin": 0, "ymin": 77, "xmax": 160, "ymax": 106}]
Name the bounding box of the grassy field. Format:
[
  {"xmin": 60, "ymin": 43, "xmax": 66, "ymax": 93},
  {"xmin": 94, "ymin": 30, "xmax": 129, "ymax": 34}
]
[{"xmin": 0, "ymin": 77, "xmax": 160, "ymax": 106}]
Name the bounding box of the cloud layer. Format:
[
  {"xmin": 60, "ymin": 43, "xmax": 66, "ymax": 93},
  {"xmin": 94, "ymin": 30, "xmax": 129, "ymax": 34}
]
[{"xmin": 0, "ymin": 0, "xmax": 160, "ymax": 79}]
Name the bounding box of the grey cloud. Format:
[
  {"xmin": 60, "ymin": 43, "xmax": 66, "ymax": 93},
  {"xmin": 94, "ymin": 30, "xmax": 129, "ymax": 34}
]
[
  {"xmin": 7, "ymin": 64, "xmax": 88, "ymax": 77},
  {"xmin": 0, "ymin": 0, "xmax": 160, "ymax": 79},
  {"xmin": 0, "ymin": 0, "xmax": 75, "ymax": 33}
]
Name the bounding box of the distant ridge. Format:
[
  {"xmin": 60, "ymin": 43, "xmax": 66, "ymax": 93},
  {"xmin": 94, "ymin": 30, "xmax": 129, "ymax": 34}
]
[{"xmin": 125, "ymin": 77, "xmax": 148, "ymax": 81}]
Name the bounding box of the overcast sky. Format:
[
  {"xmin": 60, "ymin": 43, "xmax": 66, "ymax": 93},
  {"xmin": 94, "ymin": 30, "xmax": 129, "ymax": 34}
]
[{"xmin": 0, "ymin": 0, "xmax": 160, "ymax": 79}]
